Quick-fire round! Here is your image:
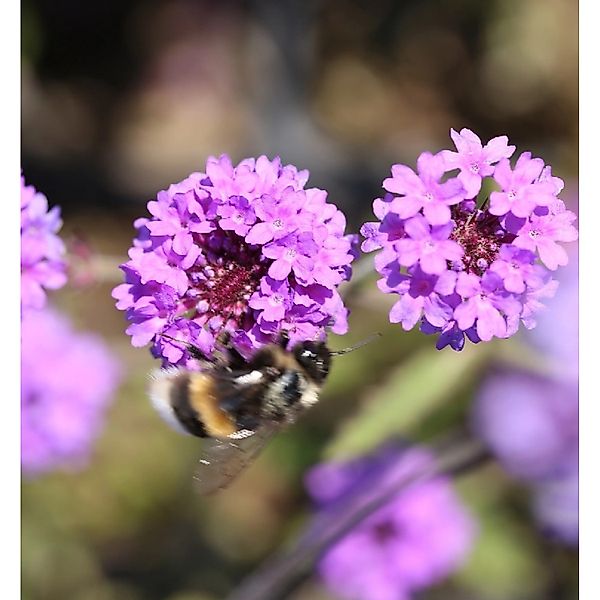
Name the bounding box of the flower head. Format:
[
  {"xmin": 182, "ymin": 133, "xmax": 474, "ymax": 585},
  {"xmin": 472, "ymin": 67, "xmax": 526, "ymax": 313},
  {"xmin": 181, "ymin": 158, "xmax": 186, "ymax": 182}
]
[
  {"xmin": 532, "ymin": 456, "xmax": 578, "ymax": 546},
  {"xmin": 21, "ymin": 175, "xmax": 67, "ymax": 313},
  {"xmin": 472, "ymin": 371, "xmax": 577, "ymax": 481},
  {"xmin": 529, "ymin": 252, "xmax": 578, "ymax": 380},
  {"xmin": 473, "ymin": 370, "xmax": 578, "ymax": 546},
  {"xmin": 113, "ymin": 155, "xmax": 356, "ymax": 365},
  {"xmin": 306, "ymin": 446, "xmax": 475, "ymax": 600},
  {"xmin": 21, "ymin": 308, "xmax": 121, "ymax": 476},
  {"xmin": 361, "ymin": 129, "xmax": 577, "ymax": 350}
]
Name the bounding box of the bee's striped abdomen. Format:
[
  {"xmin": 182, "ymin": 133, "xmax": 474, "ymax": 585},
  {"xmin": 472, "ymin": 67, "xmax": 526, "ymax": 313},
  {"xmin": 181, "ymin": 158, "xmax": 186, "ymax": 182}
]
[
  {"xmin": 188, "ymin": 373, "xmax": 238, "ymax": 438},
  {"xmin": 170, "ymin": 373, "xmax": 208, "ymax": 438},
  {"xmin": 150, "ymin": 368, "xmax": 243, "ymax": 439}
]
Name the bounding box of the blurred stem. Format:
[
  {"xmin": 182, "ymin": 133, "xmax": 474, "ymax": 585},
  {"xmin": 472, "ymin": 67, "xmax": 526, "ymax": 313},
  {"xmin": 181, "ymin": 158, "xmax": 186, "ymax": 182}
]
[
  {"xmin": 69, "ymin": 254, "xmax": 124, "ymax": 285},
  {"xmin": 226, "ymin": 434, "xmax": 490, "ymax": 600}
]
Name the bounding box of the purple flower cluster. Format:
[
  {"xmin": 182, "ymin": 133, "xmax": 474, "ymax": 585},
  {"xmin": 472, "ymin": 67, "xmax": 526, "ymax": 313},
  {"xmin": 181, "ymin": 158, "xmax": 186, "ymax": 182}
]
[
  {"xmin": 112, "ymin": 155, "xmax": 356, "ymax": 366},
  {"xmin": 20, "ymin": 173, "xmax": 121, "ymax": 477},
  {"xmin": 473, "ymin": 254, "xmax": 578, "ymax": 545},
  {"xmin": 21, "ymin": 175, "xmax": 67, "ymax": 313},
  {"xmin": 473, "ymin": 370, "xmax": 578, "ymax": 545},
  {"xmin": 306, "ymin": 446, "xmax": 475, "ymax": 600},
  {"xmin": 474, "ymin": 372, "xmax": 577, "ymax": 481},
  {"xmin": 532, "ymin": 455, "xmax": 578, "ymax": 546},
  {"xmin": 21, "ymin": 308, "xmax": 121, "ymax": 476},
  {"xmin": 361, "ymin": 128, "xmax": 578, "ymax": 350}
]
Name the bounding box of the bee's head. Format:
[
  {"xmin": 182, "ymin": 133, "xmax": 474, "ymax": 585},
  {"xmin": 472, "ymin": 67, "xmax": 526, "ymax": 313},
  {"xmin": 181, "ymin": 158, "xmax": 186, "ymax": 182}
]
[{"xmin": 293, "ymin": 341, "xmax": 331, "ymax": 385}]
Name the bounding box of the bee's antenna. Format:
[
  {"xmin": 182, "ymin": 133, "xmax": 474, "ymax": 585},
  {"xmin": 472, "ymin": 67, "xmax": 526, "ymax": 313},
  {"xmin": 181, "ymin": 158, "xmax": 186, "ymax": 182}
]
[
  {"xmin": 158, "ymin": 332, "xmax": 182, "ymax": 344},
  {"xmin": 330, "ymin": 333, "xmax": 382, "ymax": 356},
  {"xmin": 157, "ymin": 332, "xmax": 207, "ymax": 361}
]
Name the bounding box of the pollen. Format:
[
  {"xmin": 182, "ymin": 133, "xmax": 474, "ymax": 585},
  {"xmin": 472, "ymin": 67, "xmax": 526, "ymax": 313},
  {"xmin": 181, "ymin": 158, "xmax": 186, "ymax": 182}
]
[
  {"xmin": 189, "ymin": 234, "xmax": 268, "ymax": 324},
  {"xmin": 450, "ymin": 210, "xmax": 513, "ymax": 276}
]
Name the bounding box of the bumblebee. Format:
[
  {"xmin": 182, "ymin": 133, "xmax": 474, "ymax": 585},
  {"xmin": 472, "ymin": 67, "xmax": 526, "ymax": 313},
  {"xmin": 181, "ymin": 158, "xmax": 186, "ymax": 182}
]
[{"xmin": 150, "ymin": 332, "xmax": 362, "ymax": 494}]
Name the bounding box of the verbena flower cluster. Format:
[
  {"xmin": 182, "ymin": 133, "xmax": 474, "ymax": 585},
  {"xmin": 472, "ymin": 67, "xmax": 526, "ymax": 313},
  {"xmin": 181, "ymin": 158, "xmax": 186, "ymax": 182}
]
[
  {"xmin": 306, "ymin": 446, "xmax": 475, "ymax": 600},
  {"xmin": 21, "ymin": 175, "xmax": 67, "ymax": 313},
  {"xmin": 361, "ymin": 128, "xmax": 578, "ymax": 350},
  {"xmin": 473, "ymin": 255, "xmax": 578, "ymax": 545},
  {"xmin": 474, "ymin": 372, "xmax": 577, "ymax": 481},
  {"xmin": 112, "ymin": 155, "xmax": 356, "ymax": 366},
  {"xmin": 474, "ymin": 370, "xmax": 578, "ymax": 545},
  {"xmin": 21, "ymin": 308, "xmax": 121, "ymax": 476},
  {"xmin": 21, "ymin": 173, "xmax": 120, "ymax": 476}
]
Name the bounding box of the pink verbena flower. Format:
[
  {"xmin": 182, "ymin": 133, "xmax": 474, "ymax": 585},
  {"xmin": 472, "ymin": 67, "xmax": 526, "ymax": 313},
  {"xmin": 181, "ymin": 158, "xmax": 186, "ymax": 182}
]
[
  {"xmin": 306, "ymin": 446, "xmax": 475, "ymax": 600},
  {"xmin": 113, "ymin": 155, "xmax": 356, "ymax": 366},
  {"xmin": 21, "ymin": 175, "xmax": 67, "ymax": 313},
  {"xmin": 21, "ymin": 308, "xmax": 121, "ymax": 476},
  {"xmin": 383, "ymin": 152, "xmax": 465, "ymax": 226},
  {"xmin": 441, "ymin": 127, "xmax": 515, "ymax": 198},
  {"xmin": 360, "ymin": 129, "xmax": 578, "ymax": 351}
]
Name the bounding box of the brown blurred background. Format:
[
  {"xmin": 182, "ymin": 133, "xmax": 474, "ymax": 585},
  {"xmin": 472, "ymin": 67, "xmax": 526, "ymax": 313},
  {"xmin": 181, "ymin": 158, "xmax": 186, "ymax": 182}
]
[{"xmin": 21, "ymin": 1, "xmax": 578, "ymax": 599}]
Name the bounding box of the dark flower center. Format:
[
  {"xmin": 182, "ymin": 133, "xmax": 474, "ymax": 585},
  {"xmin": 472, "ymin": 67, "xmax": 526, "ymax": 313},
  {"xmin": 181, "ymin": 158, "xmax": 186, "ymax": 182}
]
[
  {"xmin": 372, "ymin": 520, "xmax": 398, "ymax": 544},
  {"xmin": 450, "ymin": 209, "xmax": 514, "ymax": 276},
  {"xmin": 412, "ymin": 278, "xmax": 434, "ymax": 296},
  {"xmin": 204, "ymin": 261, "xmax": 264, "ymax": 316},
  {"xmin": 188, "ymin": 235, "xmax": 268, "ymax": 323}
]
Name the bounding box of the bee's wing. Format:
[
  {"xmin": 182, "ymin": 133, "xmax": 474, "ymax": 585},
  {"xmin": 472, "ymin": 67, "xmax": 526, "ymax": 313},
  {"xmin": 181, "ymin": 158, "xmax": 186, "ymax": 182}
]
[{"xmin": 193, "ymin": 423, "xmax": 280, "ymax": 495}]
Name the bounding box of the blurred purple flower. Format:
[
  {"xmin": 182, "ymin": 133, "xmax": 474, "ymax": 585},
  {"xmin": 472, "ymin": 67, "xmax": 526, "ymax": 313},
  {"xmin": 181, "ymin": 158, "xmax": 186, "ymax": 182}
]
[
  {"xmin": 473, "ymin": 371, "xmax": 577, "ymax": 481},
  {"xmin": 21, "ymin": 308, "xmax": 121, "ymax": 476},
  {"xmin": 113, "ymin": 155, "xmax": 356, "ymax": 366},
  {"xmin": 21, "ymin": 175, "xmax": 67, "ymax": 313},
  {"xmin": 473, "ymin": 248, "xmax": 578, "ymax": 545},
  {"xmin": 361, "ymin": 128, "xmax": 578, "ymax": 351},
  {"xmin": 532, "ymin": 456, "xmax": 578, "ymax": 547},
  {"xmin": 529, "ymin": 252, "xmax": 578, "ymax": 380},
  {"xmin": 306, "ymin": 446, "xmax": 475, "ymax": 600}
]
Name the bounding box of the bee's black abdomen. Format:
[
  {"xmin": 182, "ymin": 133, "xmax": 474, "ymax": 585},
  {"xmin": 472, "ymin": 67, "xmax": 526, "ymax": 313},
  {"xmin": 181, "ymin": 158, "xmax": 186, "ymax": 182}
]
[{"xmin": 170, "ymin": 374, "xmax": 208, "ymax": 438}]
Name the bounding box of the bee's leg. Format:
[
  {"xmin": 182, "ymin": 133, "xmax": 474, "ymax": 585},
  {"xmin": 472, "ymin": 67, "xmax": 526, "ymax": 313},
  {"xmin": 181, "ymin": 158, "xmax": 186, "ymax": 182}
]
[
  {"xmin": 215, "ymin": 330, "xmax": 248, "ymax": 369},
  {"xmin": 235, "ymin": 414, "xmax": 260, "ymax": 431},
  {"xmin": 219, "ymin": 394, "xmax": 259, "ymax": 431},
  {"xmin": 219, "ymin": 393, "xmax": 246, "ymax": 413},
  {"xmin": 216, "ymin": 330, "xmax": 232, "ymax": 348},
  {"xmin": 276, "ymin": 329, "xmax": 290, "ymax": 349},
  {"xmin": 186, "ymin": 343, "xmax": 208, "ymax": 362},
  {"xmin": 158, "ymin": 333, "xmax": 209, "ymax": 364}
]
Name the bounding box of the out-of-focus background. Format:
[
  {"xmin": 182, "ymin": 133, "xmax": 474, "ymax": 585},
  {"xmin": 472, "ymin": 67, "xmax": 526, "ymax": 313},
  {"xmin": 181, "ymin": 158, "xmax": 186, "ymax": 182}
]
[{"xmin": 21, "ymin": 1, "xmax": 578, "ymax": 599}]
